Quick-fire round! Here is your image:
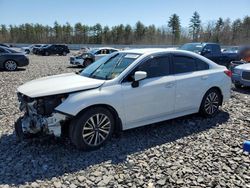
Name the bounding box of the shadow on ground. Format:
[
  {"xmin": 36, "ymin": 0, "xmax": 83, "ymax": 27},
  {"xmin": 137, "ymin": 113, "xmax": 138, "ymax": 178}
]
[
  {"xmin": 232, "ymin": 86, "xmax": 250, "ymax": 95},
  {"xmin": 0, "ymin": 68, "xmax": 26, "ymax": 72},
  {"xmin": 0, "ymin": 111, "xmax": 229, "ymax": 186}
]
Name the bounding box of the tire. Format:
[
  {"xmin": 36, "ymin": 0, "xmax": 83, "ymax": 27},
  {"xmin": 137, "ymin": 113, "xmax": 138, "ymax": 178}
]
[
  {"xmin": 45, "ymin": 51, "xmax": 49, "ymax": 56},
  {"xmin": 199, "ymin": 88, "xmax": 222, "ymax": 117},
  {"xmin": 4, "ymin": 60, "xmax": 17, "ymax": 71},
  {"xmin": 84, "ymin": 59, "xmax": 93, "ymax": 67},
  {"xmin": 62, "ymin": 51, "xmax": 67, "ymax": 56},
  {"xmin": 234, "ymin": 83, "xmax": 242, "ymax": 89},
  {"xmin": 25, "ymin": 49, "xmax": 30, "ymax": 54},
  {"xmin": 14, "ymin": 117, "xmax": 38, "ymax": 141},
  {"xmin": 70, "ymin": 107, "xmax": 114, "ymax": 150}
]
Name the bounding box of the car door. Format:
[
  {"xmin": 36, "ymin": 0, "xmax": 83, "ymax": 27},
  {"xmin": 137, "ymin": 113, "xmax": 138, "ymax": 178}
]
[
  {"xmin": 121, "ymin": 54, "xmax": 176, "ymax": 129},
  {"xmin": 172, "ymin": 54, "xmax": 210, "ymax": 113},
  {"xmin": 0, "ymin": 48, "xmax": 7, "ymax": 67}
]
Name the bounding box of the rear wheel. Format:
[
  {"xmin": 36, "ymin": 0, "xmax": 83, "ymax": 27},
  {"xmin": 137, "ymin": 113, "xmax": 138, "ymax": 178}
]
[
  {"xmin": 234, "ymin": 83, "xmax": 242, "ymax": 89},
  {"xmin": 45, "ymin": 51, "xmax": 49, "ymax": 56},
  {"xmin": 70, "ymin": 107, "xmax": 114, "ymax": 150},
  {"xmin": 62, "ymin": 51, "xmax": 67, "ymax": 56},
  {"xmin": 4, "ymin": 60, "xmax": 17, "ymax": 71},
  {"xmin": 200, "ymin": 89, "xmax": 222, "ymax": 117}
]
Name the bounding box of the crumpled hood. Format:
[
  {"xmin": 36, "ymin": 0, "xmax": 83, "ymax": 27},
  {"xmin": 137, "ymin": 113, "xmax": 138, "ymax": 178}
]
[{"xmin": 17, "ymin": 73, "xmax": 105, "ymax": 98}]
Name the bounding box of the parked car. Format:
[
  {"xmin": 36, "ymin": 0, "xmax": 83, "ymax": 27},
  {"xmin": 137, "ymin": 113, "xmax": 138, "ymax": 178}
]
[
  {"xmin": 0, "ymin": 43, "xmax": 10, "ymax": 48},
  {"xmin": 32, "ymin": 44, "xmax": 47, "ymax": 54},
  {"xmin": 232, "ymin": 63, "xmax": 250, "ymax": 88},
  {"xmin": 37, "ymin": 44, "xmax": 70, "ymax": 56},
  {"xmin": 70, "ymin": 47, "xmax": 118, "ymax": 67},
  {"xmin": 180, "ymin": 43, "xmax": 240, "ymax": 67},
  {"xmin": 21, "ymin": 44, "xmax": 43, "ymax": 54},
  {"xmin": 0, "ymin": 47, "xmax": 29, "ymax": 71},
  {"xmin": 15, "ymin": 49, "xmax": 231, "ymax": 150}
]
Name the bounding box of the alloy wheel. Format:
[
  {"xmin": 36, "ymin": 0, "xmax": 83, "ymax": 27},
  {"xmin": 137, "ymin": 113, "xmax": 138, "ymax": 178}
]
[
  {"xmin": 204, "ymin": 92, "xmax": 219, "ymax": 115},
  {"xmin": 5, "ymin": 60, "xmax": 17, "ymax": 71},
  {"xmin": 82, "ymin": 113, "xmax": 111, "ymax": 146}
]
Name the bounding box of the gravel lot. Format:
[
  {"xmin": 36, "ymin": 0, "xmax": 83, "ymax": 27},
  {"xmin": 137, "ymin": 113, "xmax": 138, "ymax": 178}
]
[{"xmin": 0, "ymin": 54, "xmax": 250, "ymax": 188}]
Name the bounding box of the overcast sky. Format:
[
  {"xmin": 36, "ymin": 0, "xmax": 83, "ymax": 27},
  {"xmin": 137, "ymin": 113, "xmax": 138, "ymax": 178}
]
[{"xmin": 0, "ymin": 0, "xmax": 249, "ymax": 27}]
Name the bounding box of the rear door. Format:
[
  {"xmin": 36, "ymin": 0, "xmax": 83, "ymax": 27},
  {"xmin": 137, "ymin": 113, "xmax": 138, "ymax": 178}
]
[
  {"xmin": 95, "ymin": 49, "xmax": 109, "ymax": 60},
  {"xmin": 172, "ymin": 53, "xmax": 210, "ymax": 113}
]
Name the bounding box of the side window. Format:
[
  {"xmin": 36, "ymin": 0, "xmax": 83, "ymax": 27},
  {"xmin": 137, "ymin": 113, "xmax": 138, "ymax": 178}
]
[
  {"xmin": 203, "ymin": 44, "xmax": 213, "ymax": 52},
  {"xmin": 173, "ymin": 55, "xmax": 196, "ymax": 74},
  {"xmin": 196, "ymin": 59, "xmax": 209, "ymax": 71},
  {"xmin": 137, "ymin": 56, "xmax": 170, "ymax": 78},
  {"xmin": 95, "ymin": 50, "xmax": 101, "ymax": 55}
]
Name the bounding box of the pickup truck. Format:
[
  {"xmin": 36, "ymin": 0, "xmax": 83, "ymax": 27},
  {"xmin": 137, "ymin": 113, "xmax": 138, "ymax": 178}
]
[{"xmin": 180, "ymin": 43, "xmax": 240, "ymax": 67}]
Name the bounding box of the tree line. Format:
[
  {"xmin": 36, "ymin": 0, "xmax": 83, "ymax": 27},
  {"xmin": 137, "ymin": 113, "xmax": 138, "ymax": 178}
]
[{"xmin": 0, "ymin": 12, "xmax": 249, "ymax": 45}]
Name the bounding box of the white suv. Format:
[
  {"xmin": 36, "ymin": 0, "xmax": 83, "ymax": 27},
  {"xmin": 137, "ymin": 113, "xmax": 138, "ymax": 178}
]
[{"xmin": 16, "ymin": 48, "xmax": 231, "ymax": 150}]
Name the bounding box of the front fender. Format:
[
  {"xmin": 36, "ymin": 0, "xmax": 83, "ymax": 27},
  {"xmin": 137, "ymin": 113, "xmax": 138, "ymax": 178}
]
[{"xmin": 55, "ymin": 85, "xmax": 125, "ymax": 121}]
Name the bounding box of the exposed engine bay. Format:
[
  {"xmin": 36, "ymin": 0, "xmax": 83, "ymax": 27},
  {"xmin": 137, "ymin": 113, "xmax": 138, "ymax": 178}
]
[{"xmin": 17, "ymin": 92, "xmax": 69, "ymax": 137}]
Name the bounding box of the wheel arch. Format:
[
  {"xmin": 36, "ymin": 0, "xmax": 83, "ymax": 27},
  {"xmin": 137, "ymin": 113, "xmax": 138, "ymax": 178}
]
[
  {"xmin": 75, "ymin": 103, "xmax": 123, "ymax": 134},
  {"xmin": 4, "ymin": 59, "xmax": 19, "ymax": 66},
  {"xmin": 200, "ymin": 86, "xmax": 223, "ymax": 110}
]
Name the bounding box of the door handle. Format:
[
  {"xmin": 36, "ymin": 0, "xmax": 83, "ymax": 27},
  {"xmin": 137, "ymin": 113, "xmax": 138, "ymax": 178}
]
[
  {"xmin": 201, "ymin": 75, "xmax": 208, "ymax": 80},
  {"xmin": 165, "ymin": 82, "xmax": 175, "ymax": 88}
]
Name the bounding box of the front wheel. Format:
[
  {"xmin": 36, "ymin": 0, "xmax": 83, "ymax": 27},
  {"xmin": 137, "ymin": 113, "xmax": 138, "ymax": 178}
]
[
  {"xmin": 70, "ymin": 107, "xmax": 114, "ymax": 150},
  {"xmin": 199, "ymin": 89, "xmax": 222, "ymax": 117},
  {"xmin": 84, "ymin": 59, "xmax": 93, "ymax": 67},
  {"xmin": 62, "ymin": 51, "xmax": 67, "ymax": 56},
  {"xmin": 45, "ymin": 51, "xmax": 49, "ymax": 56},
  {"xmin": 4, "ymin": 60, "xmax": 17, "ymax": 71}
]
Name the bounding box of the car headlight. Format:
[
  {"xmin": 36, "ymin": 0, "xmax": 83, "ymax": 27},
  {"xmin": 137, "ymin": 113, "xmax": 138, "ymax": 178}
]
[{"xmin": 233, "ymin": 69, "xmax": 241, "ymax": 75}]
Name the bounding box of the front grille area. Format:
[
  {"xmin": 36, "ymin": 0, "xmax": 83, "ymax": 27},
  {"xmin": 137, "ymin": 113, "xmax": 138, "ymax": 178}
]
[{"xmin": 242, "ymin": 71, "xmax": 250, "ymax": 81}]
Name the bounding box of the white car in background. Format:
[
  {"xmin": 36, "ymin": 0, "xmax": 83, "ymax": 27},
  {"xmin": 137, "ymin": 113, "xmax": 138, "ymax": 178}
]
[
  {"xmin": 21, "ymin": 44, "xmax": 42, "ymax": 54},
  {"xmin": 16, "ymin": 48, "xmax": 231, "ymax": 150},
  {"xmin": 70, "ymin": 47, "xmax": 118, "ymax": 67}
]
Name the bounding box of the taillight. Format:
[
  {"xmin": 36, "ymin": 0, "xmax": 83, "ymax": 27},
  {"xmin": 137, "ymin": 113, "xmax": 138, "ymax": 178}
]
[{"xmin": 224, "ymin": 70, "xmax": 232, "ymax": 77}]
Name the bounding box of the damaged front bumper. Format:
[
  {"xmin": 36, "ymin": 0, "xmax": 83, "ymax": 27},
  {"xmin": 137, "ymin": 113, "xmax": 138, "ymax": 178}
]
[{"xmin": 17, "ymin": 93, "xmax": 69, "ymax": 137}]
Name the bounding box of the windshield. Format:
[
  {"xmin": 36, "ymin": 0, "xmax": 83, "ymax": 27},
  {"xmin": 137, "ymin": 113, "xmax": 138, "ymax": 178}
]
[
  {"xmin": 180, "ymin": 43, "xmax": 204, "ymax": 53},
  {"xmin": 81, "ymin": 52, "xmax": 140, "ymax": 80}
]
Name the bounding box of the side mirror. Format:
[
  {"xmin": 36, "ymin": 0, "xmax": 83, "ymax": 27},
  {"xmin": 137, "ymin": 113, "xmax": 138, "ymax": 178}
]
[
  {"xmin": 132, "ymin": 71, "xmax": 147, "ymax": 88},
  {"xmin": 134, "ymin": 71, "xmax": 147, "ymax": 81},
  {"xmin": 201, "ymin": 49, "xmax": 211, "ymax": 55}
]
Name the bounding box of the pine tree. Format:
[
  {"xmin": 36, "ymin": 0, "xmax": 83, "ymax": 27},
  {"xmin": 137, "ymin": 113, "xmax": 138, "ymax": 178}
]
[
  {"xmin": 168, "ymin": 14, "xmax": 181, "ymax": 45},
  {"xmin": 189, "ymin": 11, "xmax": 201, "ymax": 42}
]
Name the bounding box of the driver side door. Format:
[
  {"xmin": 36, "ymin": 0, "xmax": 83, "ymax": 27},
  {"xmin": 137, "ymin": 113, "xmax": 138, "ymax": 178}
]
[{"xmin": 121, "ymin": 54, "xmax": 176, "ymax": 129}]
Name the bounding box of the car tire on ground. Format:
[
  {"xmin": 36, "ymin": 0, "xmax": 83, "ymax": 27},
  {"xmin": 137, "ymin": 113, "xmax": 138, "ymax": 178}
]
[
  {"xmin": 199, "ymin": 88, "xmax": 222, "ymax": 117},
  {"xmin": 84, "ymin": 59, "xmax": 93, "ymax": 67},
  {"xmin": 25, "ymin": 49, "xmax": 30, "ymax": 54},
  {"xmin": 62, "ymin": 51, "xmax": 67, "ymax": 56},
  {"xmin": 45, "ymin": 51, "xmax": 49, "ymax": 56},
  {"xmin": 4, "ymin": 60, "xmax": 17, "ymax": 71},
  {"xmin": 70, "ymin": 107, "xmax": 114, "ymax": 151},
  {"xmin": 234, "ymin": 83, "xmax": 242, "ymax": 89}
]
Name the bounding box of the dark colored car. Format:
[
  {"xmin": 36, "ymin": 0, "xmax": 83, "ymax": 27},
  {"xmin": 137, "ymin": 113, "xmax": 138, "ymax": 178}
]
[
  {"xmin": 0, "ymin": 43, "xmax": 10, "ymax": 48},
  {"xmin": 32, "ymin": 44, "xmax": 48, "ymax": 54},
  {"xmin": 0, "ymin": 47, "xmax": 29, "ymax": 71},
  {"xmin": 180, "ymin": 43, "xmax": 240, "ymax": 67},
  {"xmin": 38, "ymin": 44, "xmax": 70, "ymax": 56}
]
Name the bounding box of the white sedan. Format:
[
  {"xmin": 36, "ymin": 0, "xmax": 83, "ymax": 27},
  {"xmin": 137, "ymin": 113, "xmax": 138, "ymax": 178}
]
[
  {"xmin": 70, "ymin": 47, "xmax": 118, "ymax": 67},
  {"xmin": 16, "ymin": 48, "xmax": 231, "ymax": 150}
]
